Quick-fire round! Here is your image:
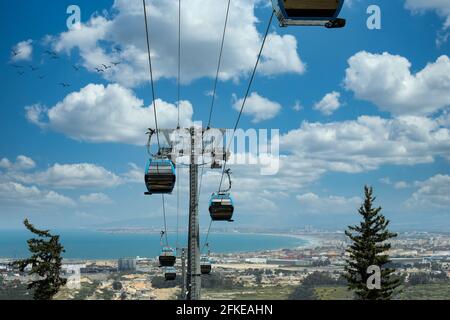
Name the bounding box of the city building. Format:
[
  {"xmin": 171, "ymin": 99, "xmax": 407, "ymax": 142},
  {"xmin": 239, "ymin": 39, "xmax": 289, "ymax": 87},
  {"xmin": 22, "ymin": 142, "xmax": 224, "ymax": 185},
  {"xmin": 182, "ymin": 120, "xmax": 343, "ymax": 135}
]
[{"xmin": 118, "ymin": 258, "xmax": 137, "ymax": 272}]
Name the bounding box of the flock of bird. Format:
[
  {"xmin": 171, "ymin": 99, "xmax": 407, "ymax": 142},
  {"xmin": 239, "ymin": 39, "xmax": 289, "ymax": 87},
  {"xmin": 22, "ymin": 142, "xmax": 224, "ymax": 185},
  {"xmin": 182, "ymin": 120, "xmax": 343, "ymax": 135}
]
[
  {"xmin": 94, "ymin": 62, "xmax": 121, "ymax": 73},
  {"xmin": 10, "ymin": 47, "xmax": 122, "ymax": 88}
]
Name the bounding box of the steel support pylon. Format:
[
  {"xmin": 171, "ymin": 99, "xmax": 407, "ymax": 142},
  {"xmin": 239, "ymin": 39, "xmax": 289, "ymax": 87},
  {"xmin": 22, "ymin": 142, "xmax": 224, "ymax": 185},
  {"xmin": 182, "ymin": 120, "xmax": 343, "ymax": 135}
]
[
  {"xmin": 186, "ymin": 127, "xmax": 201, "ymax": 300},
  {"xmin": 180, "ymin": 247, "xmax": 186, "ymax": 299}
]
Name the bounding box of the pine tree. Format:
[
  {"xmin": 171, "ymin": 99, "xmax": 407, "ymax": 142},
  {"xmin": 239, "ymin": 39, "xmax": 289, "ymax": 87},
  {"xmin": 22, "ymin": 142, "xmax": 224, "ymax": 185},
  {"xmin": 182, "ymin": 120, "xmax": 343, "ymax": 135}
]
[
  {"xmin": 344, "ymin": 186, "xmax": 401, "ymax": 300},
  {"xmin": 12, "ymin": 219, "xmax": 67, "ymax": 300}
]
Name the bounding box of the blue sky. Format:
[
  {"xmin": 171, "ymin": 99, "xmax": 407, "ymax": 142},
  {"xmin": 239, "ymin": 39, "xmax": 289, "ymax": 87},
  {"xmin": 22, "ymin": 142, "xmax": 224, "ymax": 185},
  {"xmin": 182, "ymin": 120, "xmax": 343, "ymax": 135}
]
[{"xmin": 0, "ymin": 0, "xmax": 449, "ymax": 232}]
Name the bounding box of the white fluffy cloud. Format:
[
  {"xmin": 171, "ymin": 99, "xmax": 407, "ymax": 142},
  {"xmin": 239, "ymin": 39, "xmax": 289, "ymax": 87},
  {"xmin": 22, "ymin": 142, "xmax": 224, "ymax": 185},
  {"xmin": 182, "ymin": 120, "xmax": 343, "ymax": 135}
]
[
  {"xmin": 0, "ymin": 156, "xmax": 138, "ymax": 212},
  {"xmin": 406, "ymin": 0, "xmax": 450, "ymax": 14},
  {"xmin": 379, "ymin": 177, "xmax": 411, "ymax": 189},
  {"xmin": 79, "ymin": 192, "xmax": 113, "ymax": 204},
  {"xmin": 195, "ymin": 113, "xmax": 450, "ymax": 210},
  {"xmin": 122, "ymin": 163, "xmax": 143, "ymax": 183},
  {"xmin": 394, "ymin": 181, "xmax": 410, "ymax": 189},
  {"xmin": 406, "ymin": 174, "xmax": 450, "ymax": 210},
  {"xmin": 197, "ymin": 150, "xmax": 349, "ymax": 215},
  {"xmin": 379, "ymin": 177, "xmax": 392, "ymax": 185},
  {"xmin": 0, "ymin": 156, "xmax": 141, "ymax": 191},
  {"xmin": 258, "ymin": 33, "xmax": 306, "ymax": 76},
  {"xmin": 296, "ymin": 193, "xmax": 361, "ymax": 214},
  {"xmin": 0, "ymin": 156, "xmax": 36, "ymax": 171},
  {"xmin": 0, "ymin": 182, "xmax": 75, "ymax": 207},
  {"xmin": 344, "ymin": 52, "xmax": 450, "ymax": 116},
  {"xmin": 280, "ymin": 115, "xmax": 450, "ymax": 173},
  {"xmin": 7, "ymin": 163, "xmax": 122, "ymax": 189},
  {"xmin": 26, "ymin": 83, "xmax": 193, "ymax": 145},
  {"xmin": 0, "ymin": 156, "xmax": 143, "ymax": 212},
  {"xmin": 232, "ymin": 92, "xmax": 281, "ymax": 123},
  {"xmin": 405, "ymin": 0, "xmax": 450, "ymax": 46},
  {"xmin": 31, "ymin": 163, "xmax": 122, "ymax": 189},
  {"xmin": 314, "ymin": 91, "xmax": 341, "ymax": 116},
  {"xmin": 194, "ymin": 169, "xmax": 283, "ymax": 215},
  {"xmin": 11, "ymin": 40, "xmax": 33, "ymax": 61},
  {"xmin": 51, "ymin": 0, "xmax": 305, "ymax": 87}
]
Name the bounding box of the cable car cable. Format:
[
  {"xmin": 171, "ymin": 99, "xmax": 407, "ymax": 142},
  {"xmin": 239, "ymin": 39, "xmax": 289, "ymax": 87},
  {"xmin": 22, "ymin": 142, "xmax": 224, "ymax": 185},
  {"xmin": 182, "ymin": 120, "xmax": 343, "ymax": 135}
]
[
  {"xmin": 197, "ymin": 0, "xmax": 232, "ymax": 252},
  {"xmin": 207, "ymin": 0, "xmax": 231, "ymax": 128},
  {"xmin": 143, "ymin": 0, "xmax": 170, "ymax": 244},
  {"xmin": 161, "ymin": 194, "xmax": 169, "ymax": 246},
  {"xmin": 201, "ymin": 169, "xmax": 231, "ymax": 250},
  {"xmin": 218, "ymin": 10, "xmax": 274, "ymax": 192},
  {"xmin": 199, "ymin": 0, "xmax": 232, "ymax": 196},
  {"xmin": 198, "ymin": 0, "xmax": 232, "ymax": 195},
  {"xmin": 177, "ymin": 0, "xmax": 181, "ymax": 129},
  {"xmin": 176, "ymin": 0, "xmax": 181, "ymax": 251},
  {"xmin": 143, "ymin": 0, "xmax": 161, "ymax": 150},
  {"xmin": 201, "ymin": 220, "xmax": 213, "ymax": 254},
  {"xmin": 203, "ymin": 7, "xmax": 273, "ymax": 248}
]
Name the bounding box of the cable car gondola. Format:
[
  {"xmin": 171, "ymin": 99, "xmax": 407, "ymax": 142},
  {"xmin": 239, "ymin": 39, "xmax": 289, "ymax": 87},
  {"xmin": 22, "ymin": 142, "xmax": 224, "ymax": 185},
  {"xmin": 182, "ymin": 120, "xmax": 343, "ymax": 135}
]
[
  {"xmin": 164, "ymin": 267, "xmax": 177, "ymax": 281},
  {"xmin": 200, "ymin": 256, "xmax": 212, "ymax": 275},
  {"xmin": 159, "ymin": 246, "xmax": 176, "ymax": 267},
  {"xmin": 209, "ymin": 193, "xmax": 234, "ymax": 221},
  {"xmin": 209, "ymin": 169, "xmax": 234, "ymax": 222},
  {"xmin": 272, "ymin": 0, "xmax": 346, "ymax": 28},
  {"xmin": 144, "ymin": 157, "xmax": 176, "ymax": 195}
]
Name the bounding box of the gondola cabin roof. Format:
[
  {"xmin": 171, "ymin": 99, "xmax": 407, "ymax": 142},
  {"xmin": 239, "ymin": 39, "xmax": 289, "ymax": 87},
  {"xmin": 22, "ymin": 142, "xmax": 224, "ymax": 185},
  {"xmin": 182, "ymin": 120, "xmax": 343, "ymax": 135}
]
[
  {"xmin": 145, "ymin": 158, "xmax": 176, "ymax": 175},
  {"xmin": 209, "ymin": 193, "xmax": 234, "ymax": 206},
  {"xmin": 201, "ymin": 256, "xmax": 211, "ymax": 264},
  {"xmin": 160, "ymin": 246, "xmax": 175, "ymax": 256},
  {"xmin": 165, "ymin": 267, "xmax": 176, "ymax": 273},
  {"xmin": 272, "ymin": 0, "xmax": 346, "ymax": 28},
  {"xmin": 209, "ymin": 192, "xmax": 234, "ymax": 222}
]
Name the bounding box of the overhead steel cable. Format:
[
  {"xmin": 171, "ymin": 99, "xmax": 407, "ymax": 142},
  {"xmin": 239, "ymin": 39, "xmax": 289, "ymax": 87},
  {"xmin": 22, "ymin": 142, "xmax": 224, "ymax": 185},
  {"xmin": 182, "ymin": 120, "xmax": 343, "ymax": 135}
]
[
  {"xmin": 202, "ymin": 9, "xmax": 274, "ymax": 253},
  {"xmin": 199, "ymin": 0, "xmax": 231, "ymax": 194},
  {"xmin": 207, "ymin": 0, "xmax": 231, "ymax": 128},
  {"xmin": 143, "ymin": 0, "xmax": 161, "ymax": 151},
  {"xmin": 143, "ymin": 0, "xmax": 168, "ymax": 246},
  {"xmin": 176, "ymin": 0, "xmax": 181, "ymax": 250},
  {"xmin": 198, "ymin": 0, "xmax": 232, "ymax": 252},
  {"xmin": 162, "ymin": 194, "xmax": 169, "ymax": 246},
  {"xmin": 218, "ymin": 10, "xmax": 274, "ymax": 192},
  {"xmin": 177, "ymin": 0, "xmax": 182, "ymax": 129},
  {"xmin": 201, "ymin": 10, "xmax": 274, "ymax": 252},
  {"xmin": 201, "ymin": 220, "xmax": 213, "ymax": 254}
]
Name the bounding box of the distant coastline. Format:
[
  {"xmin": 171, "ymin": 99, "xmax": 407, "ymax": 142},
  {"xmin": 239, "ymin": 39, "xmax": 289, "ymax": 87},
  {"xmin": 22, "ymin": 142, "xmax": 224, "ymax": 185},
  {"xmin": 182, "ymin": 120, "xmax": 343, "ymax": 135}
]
[
  {"xmin": 0, "ymin": 229, "xmax": 312, "ymax": 260},
  {"xmin": 96, "ymin": 228, "xmax": 321, "ymax": 250}
]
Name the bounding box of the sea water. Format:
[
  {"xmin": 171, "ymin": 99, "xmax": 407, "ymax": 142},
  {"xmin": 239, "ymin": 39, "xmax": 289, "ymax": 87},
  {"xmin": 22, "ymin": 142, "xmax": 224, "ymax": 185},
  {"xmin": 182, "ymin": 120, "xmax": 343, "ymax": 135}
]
[{"xmin": 0, "ymin": 230, "xmax": 308, "ymax": 259}]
